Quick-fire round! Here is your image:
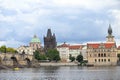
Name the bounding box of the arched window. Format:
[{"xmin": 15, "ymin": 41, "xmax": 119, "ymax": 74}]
[
  {"xmin": 98, "ymin": 54, "xmax": 100, "ymax": 57},
  {"xmin": 108, "ymin": 59, "xmax": 110, "ymax": 62},
  {"xmin": 99, "ymin": 59, "xmax": 100, "ymax": 62},
  {"xmin": 101, "ymin": 54, "xmax": 103, "ymax": 57},
  {"xmin": 104, "ymin": 53, "xmax": 106, "ymax": 57},
  {"xmin": 104, "ymin": 59, "xmax": 106, "ymax": 62},
  {"xmin": 101, "ymin": 59, "xmax": 103, "ymax": 62}
]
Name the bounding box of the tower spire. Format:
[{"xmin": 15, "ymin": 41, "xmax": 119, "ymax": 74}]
[
  {"xmin": 47, "ymin": 29, "xmax": 52, "ymax": 38},
  {"xmin": 106, "ymin": 24, "xmax": 115, "ymax": 43},
  {"xmin": 108, "ymin": 24, "xmax": 112, "ymax": 36}
]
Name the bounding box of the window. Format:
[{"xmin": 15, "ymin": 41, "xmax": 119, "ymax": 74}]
[
  {"xmin": 101, "ymin": 54, "xmax": 103, "ymax": 57},
  {"xmin": 95, "ymin": 59, "xmax": 97, "ymax": 62},
  {"xmin": 101, "ymin": 59, "xmax": 103, "ymax": 62},
  {"xmin": 104, "ymin": 59, "xmax": 106, "ymax": 62},
  {"xmin": 104, "ymin": 53, "xmax": 106, "ymax": 57},
  {"xmin": 108, "ymin": 59, "xmax": 110, "ymax": 62},
  {"xmin": 98, "ymin": 54, "xmax": 100, "ymax": 57},
  {"xmin": 99, "ymin": 59, "xmax": 100, "ymax": 62}
]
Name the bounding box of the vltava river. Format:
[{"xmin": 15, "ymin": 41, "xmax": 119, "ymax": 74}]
[{"xmin": 0, "ymin": 66, "xmax": 120, "ymax": 80}]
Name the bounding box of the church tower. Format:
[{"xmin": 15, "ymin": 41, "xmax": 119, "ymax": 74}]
[
  {"xmin": 106, "ymin": 24, "xmax": 115, "ymax": 43},
  {"xmin": 30, "ymin": 35, "xmax": 41, "ymax": 50},
  {"xmin": 44, "ymin": 29, "xmax": 57, "ymax": 52}
]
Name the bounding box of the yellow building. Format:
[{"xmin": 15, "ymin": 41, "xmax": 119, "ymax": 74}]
[
  {"xmin": 87, "ymin": 43, "xmax": 117, "ymax": 66},
  {"xmin": 87, "ymin": 25, "xmax": 117, "ymax": 66}
]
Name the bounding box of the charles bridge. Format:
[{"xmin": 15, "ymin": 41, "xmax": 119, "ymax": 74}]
[{"xmin": 0, "ymin": 53, "xmax": 33, "ymax": 67}]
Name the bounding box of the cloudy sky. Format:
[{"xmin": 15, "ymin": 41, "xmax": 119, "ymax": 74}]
[{"xmin": 0, "ymin": 0, "xmax": 120, "ymax": 48}]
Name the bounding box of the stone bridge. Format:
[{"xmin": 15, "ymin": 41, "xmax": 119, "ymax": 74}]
[{"xmin": 0, "ymin": 53, "xmax": 33, "ymax": 66}]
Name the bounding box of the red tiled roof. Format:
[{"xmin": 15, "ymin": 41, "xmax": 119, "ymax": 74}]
[
  {"xmin": 69, "ymin": 45, "xmax": 82, "ymax": 49},
  {"xmin": 104, "ymin": 43, "xmax": 115, "ymax": 48},
  {"xmin": 57, "ymin": 43, "xmax": 69, "ymax": 47},
  {"xmin": 87, "ymin": 43, "xmax": 115, "ymax": 49}
]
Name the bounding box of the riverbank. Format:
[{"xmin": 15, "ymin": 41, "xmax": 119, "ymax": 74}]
[
  {"xmin": 39, "ymin": 62, "xmax": 78, "ymax": 66},
  {"xmin": 0, "ymin": 62, "xmax": 78, "ymax": 69}
]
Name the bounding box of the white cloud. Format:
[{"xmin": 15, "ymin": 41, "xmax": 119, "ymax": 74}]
[
  {"xmin": 0, "ymin": 0, "xmax": 120, "ymax": 48},
  {"xmin": 109, "ymin": 9, "xmax": 120, "ymax": 38},
  {"xmin": 0, "ymin": 39, "xmax": 25, "ymax": 48},
  {"xmin": 0, "ymin": 14, "xmax": 16, "ymax": 22},
  {"xmin": 52, "ymin": 0, "xmax": 119, "ymax": 11}
]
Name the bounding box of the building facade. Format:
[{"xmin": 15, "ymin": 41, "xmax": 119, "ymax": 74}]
[
  {"xmin": 17, "ymin": 46, "xmax": 34, "ymax": 55},
  {"xmin": 87, "ymin": 43, "xmax": 117, "ymax": 66},
  {"xmin": 81, "ymin": 45, "xmax": 87, "ymax": 61},
  {"xmin": 87, "ymin": 25, "xmax": 117, "ymax": 66},
  {"xmin": 57, "ymin": 43, "xmax": 70, "ymax": 62},
  {"xmin": 69, "ymin": 45, "xmax": 82, "ymax": 58},
  {"xmin": 57, "ymin": 43, "xmax": 84, "ymax": 62},
  {"xmin": 44, "ymin": 29, "xmax": 57, "ymax": 52}
]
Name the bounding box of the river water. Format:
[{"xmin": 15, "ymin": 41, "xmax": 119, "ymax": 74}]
[{"xmin": 0, "ymin": 66, "xmax": 120, "ymax": 80}]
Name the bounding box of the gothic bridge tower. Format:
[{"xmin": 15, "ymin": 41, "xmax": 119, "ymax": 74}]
[{"xmin": 44, "ymin": 29, "xmax": 57, "ymax": 52}]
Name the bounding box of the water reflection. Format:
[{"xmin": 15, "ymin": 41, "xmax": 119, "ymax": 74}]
[{"xmin": 0, "ymin": 66, "xmax": 120, "ymax": 80}]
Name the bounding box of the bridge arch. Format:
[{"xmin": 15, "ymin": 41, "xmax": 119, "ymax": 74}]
[
  {"xmin": 25, "ymin": 57, "xmax": 31, "ymax": 67},
  {"xmin": 11, "ymin": 56, "xmax": 18, "ymax": 67}
]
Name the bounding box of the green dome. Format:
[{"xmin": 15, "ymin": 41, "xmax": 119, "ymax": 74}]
[{"xmin": 30, "ymin": 35, "xmax": 40, "ymax": 43}]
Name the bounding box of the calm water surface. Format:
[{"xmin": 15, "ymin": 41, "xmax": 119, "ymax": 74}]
[{"xmin": 0, "ymin": 66, "xmax": 120, "ymax": 80}]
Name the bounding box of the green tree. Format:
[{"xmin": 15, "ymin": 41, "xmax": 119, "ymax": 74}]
[
  {"xmin": 76, "ymin": 54, "xmax": 83, "ymax": 63},
  {"xmin": 39, "ymin": 54, "xmax": 47, "ymax": 60},
  {"xmin": 46, "ymin": 49, "xmax": 60, "ymax": 62},
  {"xmin": 69, "ymin": 54, "xmax": 75, "ymax": 62},
  {"xmin": 0, "ymin": 45, "xmax": 6, "ymax": 53},
  {"xmin": 0, "ymin": 45, "xmax": 17, "ymax": 53},
  {"xmin": 34, "ymin": 50, "xmax": 41, "ymax": 60},
  {"xmin": 33, "ymin": 50, "xmax": 47, "ymax": 60},
  {"xmin": 7, "ymin": 47, "xmax": 16, "ymax": 53}
]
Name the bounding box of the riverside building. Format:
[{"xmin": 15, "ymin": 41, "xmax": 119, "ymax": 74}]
[
  {"xmin": 57, "ymin": 42, "xmax": 84, "ymax": 62},
  {"xmin": 87, "ymin": 25, "xmax": 117, "ymax": 66}
]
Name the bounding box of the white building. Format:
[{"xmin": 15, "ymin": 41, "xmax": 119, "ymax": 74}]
[
  {"xmin": 57, "ymin": 43, "xmax": 70, "ymax": 62},
  {"xmin": 81, "ymin": 45, "xmax": 87, "ymax": 61},
  {"xmin": 57, "ymin": 43, "xmax": 86, "ymax": 62},
  {"xmin": 17, "ymin": 46, "xmax": 35, "ymax": 55},
  {"xmin": 69, "ymin": 45, "xmax": 82, "ymax": 58}
]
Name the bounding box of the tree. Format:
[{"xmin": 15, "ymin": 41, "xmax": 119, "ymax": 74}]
[
  {"xmin": 69, "ymin": 54, "xmax": 75, "ymax": 62},
  {"xmin": 76, "ymin": 54, "xmax": 83, "ymax": 63},
  {"xmin": 7, "ymin": 47, "xmax": 16, "ymax": 53},
  {"xmin": 33, "ymin": 50, "xmax": 47, "ymax": 60},
  {"xmin": 0, "ymin": 45, "xmax": 17, "ymax": 53},
  {"xmin": 39, "ymin": 54, "xmax": 47, "ymax": 60},
  {"xmin": 46, "ymin": 49, "xmax": 60, "ymax": 62},
  {"xmin": 0, "ymin": 45, "xmax": 6, "ymax": 53},
  {"xmin": 34, "ymin": 50, "xmax": 41, "ymax": 60}
]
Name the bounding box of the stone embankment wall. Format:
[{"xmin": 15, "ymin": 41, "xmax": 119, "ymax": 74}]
[
  {"xmin": 1, "ymin": 61, "xmax": 27, "ymax": 66},
  {"xmin": 39, "ymin": 62, "xmax": 78, "ymax": 66}
]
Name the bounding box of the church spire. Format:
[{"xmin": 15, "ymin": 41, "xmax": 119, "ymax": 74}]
[
  {"xmin": 47, "ymin": 29, "xmax": 52, "ymax": 38},
  {"xmin": 106, "ymin": 24, "xmax": 115, "ymax": 43},
  {"xmin": 108, "ymin": 24, "xmax": 112, "ymax": 36}
]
